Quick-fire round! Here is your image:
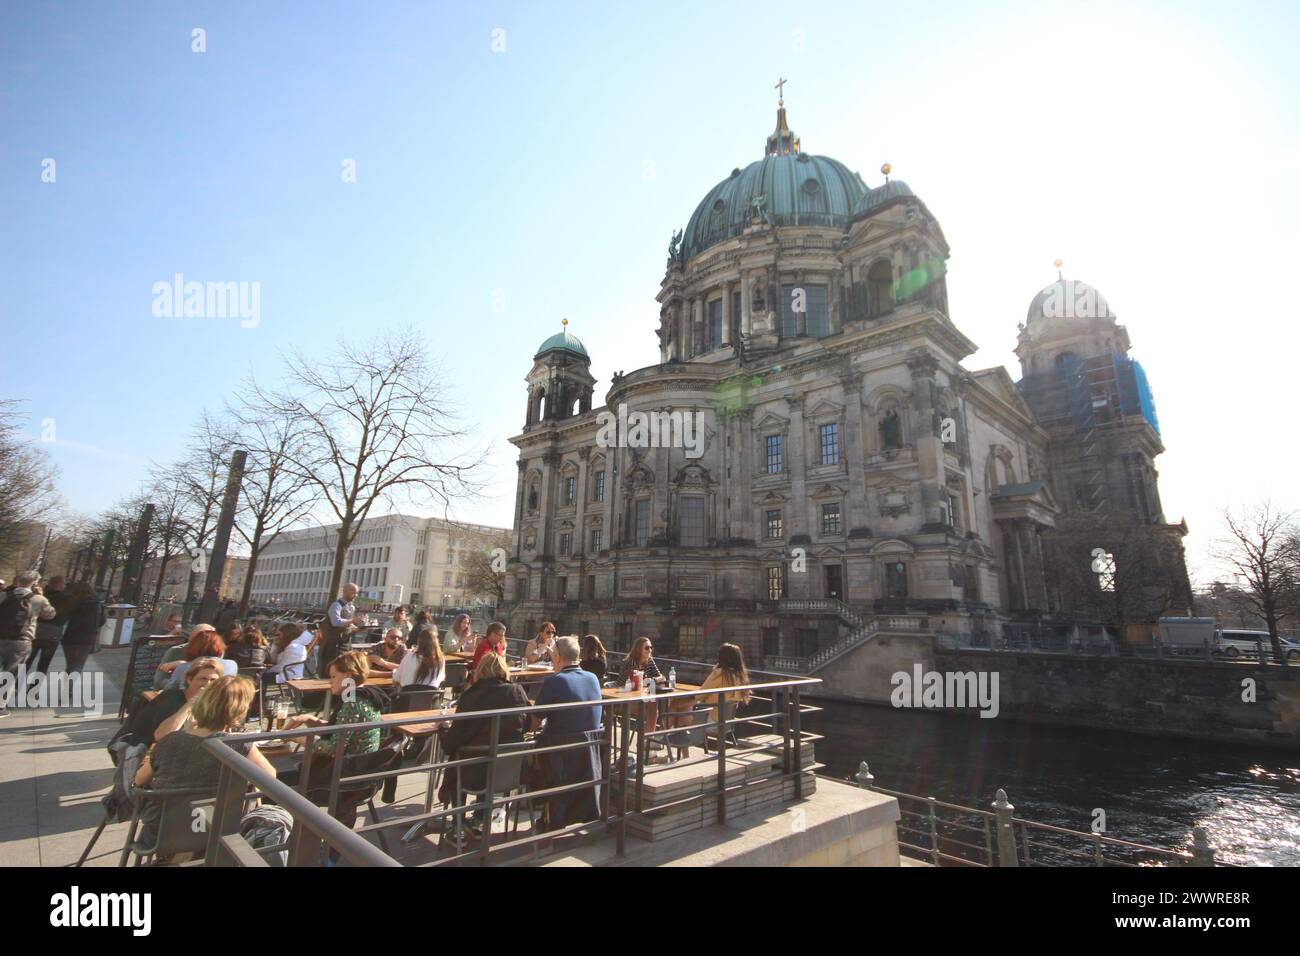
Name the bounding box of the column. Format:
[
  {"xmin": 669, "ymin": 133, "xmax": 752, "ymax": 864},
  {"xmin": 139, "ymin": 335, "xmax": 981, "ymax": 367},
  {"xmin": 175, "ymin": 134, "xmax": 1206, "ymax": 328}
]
[
  {"xmin": 741, "ymin": 277, "xmax": 752, "ymax": 337},
  {"xmin": 721, "ymin": 282, "xmax": 732, "ymax": 346},
  {"xmin": 786, "ymin": 397, "xmax": 808, "ymax": 540},
  {"xmin": 842, "ymin": 372, "xmax": 868, "ymax": 532},
  {"xmin": 907, "ymin": 353, "xmax": 944, "ymax": 526}
]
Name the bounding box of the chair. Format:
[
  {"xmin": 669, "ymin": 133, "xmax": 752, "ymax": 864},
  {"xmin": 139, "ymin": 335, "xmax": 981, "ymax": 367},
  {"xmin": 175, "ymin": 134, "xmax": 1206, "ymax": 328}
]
[
  {"xmin": 663, "ymin": 706, "xmax": 715, "ymax": 762},
  {"xmin": 390, "ymin": 686, "xmax": 440, "ymax": 714},
  {"xmin": 118, "ymin": 787, "xmax": 216, "ymax": 866},
  {"xmin": 447, "ymin": 740, "xmax": 535, "ymax": 848},
  {"xmin": 238, "ymin": 666, "xmax": 267, "ymax": 717},
  {"xmin": 303, "ymin": 736, "xmax": 406, "ymax": 855},
  {"xmin": 443, "ymin": 662, "xmax": 469, "ymax": 693}
]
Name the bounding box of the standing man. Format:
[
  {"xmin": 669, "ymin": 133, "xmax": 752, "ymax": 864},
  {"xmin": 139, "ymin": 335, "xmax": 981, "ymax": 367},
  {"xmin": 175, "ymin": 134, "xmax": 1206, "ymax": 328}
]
[
  {"xmin": 319, "ymin": 582, "xmax": 359, "ymax": 669},
  {"xmin": 0, "ymin": 571, "xmax": 57, "ymax": 717}
]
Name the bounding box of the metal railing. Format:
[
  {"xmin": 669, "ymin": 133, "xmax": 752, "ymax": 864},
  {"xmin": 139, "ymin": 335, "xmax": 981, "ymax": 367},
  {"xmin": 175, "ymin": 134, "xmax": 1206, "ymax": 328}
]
[
  {"xmin": 199, "ymin": 673, "xmax": 823, "ymax": 866},
  {"xmin": 855, "ymin": 762, "xmax": 1235, "ymax": 867}
]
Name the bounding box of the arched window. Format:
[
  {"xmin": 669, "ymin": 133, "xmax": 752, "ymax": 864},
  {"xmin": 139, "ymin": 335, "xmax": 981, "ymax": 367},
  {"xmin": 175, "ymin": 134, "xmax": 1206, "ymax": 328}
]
[
  {"xmin": 867, "ymin": 260, "xmax": 894, "ymax": 317},
  {"xmin": 1054, "ymin": 351, "xmax": 1077, "ymax": 369},
  {"xmin": 880, "ymin": 406, "xmax": 903, "ymax": 449}
]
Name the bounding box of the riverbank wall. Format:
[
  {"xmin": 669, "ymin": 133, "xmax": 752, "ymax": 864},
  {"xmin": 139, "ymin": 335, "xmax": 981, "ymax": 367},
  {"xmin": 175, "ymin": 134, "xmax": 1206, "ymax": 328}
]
[{"xmin": 805, "ymin": 636, "xmax": 1300, "ymax": 749}]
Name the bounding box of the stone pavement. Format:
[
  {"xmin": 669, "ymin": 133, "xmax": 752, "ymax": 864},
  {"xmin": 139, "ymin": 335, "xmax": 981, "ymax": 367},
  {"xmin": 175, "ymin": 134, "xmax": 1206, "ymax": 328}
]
[{"xmin": 0, "ymin": 644, "xmax": 134, "ymax": 867}]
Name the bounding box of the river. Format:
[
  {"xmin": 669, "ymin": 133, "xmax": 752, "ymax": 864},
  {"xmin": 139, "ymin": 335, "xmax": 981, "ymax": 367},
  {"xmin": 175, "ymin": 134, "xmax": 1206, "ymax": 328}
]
[{"xmin": 804, "ymin": 697, "xmax": 1300, "ymax": 866}]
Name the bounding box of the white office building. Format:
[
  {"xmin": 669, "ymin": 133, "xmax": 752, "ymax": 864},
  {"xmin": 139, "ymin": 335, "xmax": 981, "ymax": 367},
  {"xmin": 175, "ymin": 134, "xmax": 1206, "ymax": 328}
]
[{"xmin": 247, "ymin": 514, "xmax": 509, "ymax": 610}]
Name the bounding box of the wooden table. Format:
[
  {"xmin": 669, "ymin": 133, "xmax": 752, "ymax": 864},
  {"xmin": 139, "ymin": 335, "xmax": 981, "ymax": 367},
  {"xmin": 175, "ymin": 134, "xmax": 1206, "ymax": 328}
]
[
  {"xmin": 601, "ymin": 682, "xmax": 700, "ymax": 701},
  {"xmin": 286, "ymin": 674, "xmax": 395, "ymax": 715}
]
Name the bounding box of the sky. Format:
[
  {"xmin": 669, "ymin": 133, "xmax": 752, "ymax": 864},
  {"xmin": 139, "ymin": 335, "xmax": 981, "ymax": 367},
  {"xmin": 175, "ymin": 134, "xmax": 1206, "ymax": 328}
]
[{"xmin": 2, "ymin": 0, "xmax": 1298, "ymax": 585}]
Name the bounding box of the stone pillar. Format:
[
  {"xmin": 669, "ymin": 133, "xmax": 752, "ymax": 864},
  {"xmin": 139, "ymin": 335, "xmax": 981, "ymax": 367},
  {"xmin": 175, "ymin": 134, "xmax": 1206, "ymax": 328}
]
[
  {"xmin": 693, "ymin": 298, "xmax": 704, "ymax": 356},
  {"xmin": 842, "ymin": 370, "xmax": 868, "ymax": 533},
  {"xmin": 1011, "ymin": 520, "xmax": 1028, "ymax": 611},
  {"xmin": 513, "ymin": 460, "xmax": 528, "ymax": 559},
  {"xmin": 721, "ymin": 282, "xmax": 732, "ymax": 346},
  {"xmin": 786, "ymin": 397, "xmax": 808, "ymax": 542},
  {"xmin": 741, "ymin": 277, "xmax": 752, "ymax": 337},
  {"xmin": 575, "ymin": 448, "xmax": 590, "ymax": 552},
  {"xmin": 907, "ymin": 352, "xmax": 945, "ymax": 527}
]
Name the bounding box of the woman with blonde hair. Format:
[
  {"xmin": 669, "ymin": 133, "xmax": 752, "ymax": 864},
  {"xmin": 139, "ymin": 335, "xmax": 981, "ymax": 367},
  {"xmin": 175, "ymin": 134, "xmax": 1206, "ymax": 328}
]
[{"xmin": 134, "ymin": 675, "xmax": 276, "ymax": 845}]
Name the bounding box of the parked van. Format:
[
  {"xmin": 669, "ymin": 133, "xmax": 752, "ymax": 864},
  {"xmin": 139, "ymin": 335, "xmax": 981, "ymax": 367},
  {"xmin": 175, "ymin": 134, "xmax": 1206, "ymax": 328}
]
[{"xmin": 1215, "ymin": 628, "xmax": 1300, "ymax": 660}]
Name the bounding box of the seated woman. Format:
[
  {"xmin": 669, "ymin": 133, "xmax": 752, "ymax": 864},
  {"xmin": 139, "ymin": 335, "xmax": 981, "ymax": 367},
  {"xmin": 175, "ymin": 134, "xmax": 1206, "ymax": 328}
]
[
  {"xmin": 121, "ymin": 658, "xmax": 225, "ymax": 748},
  {"xmin": 226, "ymin": 623, "xmax": 268, "ymax": 669},
  {"xmin": 579, "ymin": 634, "xmax": 608, "ymax": 681},
  {"xmin": 438, "ymin": 653, "xmax": 529, "ymax": 838},
  {"xmin": 367, "ymin": 628, "xmax": 408, "ymax": 673},
  {"xmin": 133, "ymin": 674, "xmax": 277, "ymax": 849},
  {"xmin": 393, "ymin": 629, "xmax": 445, "ymax": 689},
  {"xmin": 619, "ymin": 635, "xmax": 666, "ymax": 738},
  {"xmin": 279, "ymin": 651, "xmax": 386, "ymax": 786},
  {"xmin": 154, "ymin": 625, "xmax": 235, "ymax": 691},
  {"xmin": 265, "ymin": 623, "xmax": 313, "ymax": 682},
  {"xmin": 409, "ymin": 610, "xmax": 438, "ymax": 653},
  {"xmin": 672, "ymin": 643, "xmax": 753, "ymax": 760}
]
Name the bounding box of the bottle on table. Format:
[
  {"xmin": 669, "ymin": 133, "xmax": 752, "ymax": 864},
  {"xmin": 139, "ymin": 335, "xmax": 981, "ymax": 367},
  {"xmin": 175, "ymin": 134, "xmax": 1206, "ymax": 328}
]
[{"xmin": 668, "ymin": 667, "xmax": 676, "ymax": 690}]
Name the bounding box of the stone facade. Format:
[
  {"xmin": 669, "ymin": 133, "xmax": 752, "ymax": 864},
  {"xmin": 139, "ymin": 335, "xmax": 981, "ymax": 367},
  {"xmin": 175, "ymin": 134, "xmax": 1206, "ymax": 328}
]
[{"xmin": 504, "ymin": 103, "xmax": 1183, "ymax": 663}]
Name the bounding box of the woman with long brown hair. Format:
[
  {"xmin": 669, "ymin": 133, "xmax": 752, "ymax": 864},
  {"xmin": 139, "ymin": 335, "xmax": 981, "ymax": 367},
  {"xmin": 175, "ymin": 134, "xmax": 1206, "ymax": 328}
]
[
  {"xmin": 579, "ymin": 634, "xmax": 608, "ymax": 681},
  {"xmin": 393, "ymin": 627, "xmax": 445, "ymax": 688}
]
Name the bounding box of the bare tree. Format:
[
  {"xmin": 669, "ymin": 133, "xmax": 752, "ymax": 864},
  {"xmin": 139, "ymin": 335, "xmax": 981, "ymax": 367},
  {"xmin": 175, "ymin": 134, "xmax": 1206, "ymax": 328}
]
[
  {"xmin": 251, "ymin": 329, "xmax": 486, "ymax": 606},
  {"xmin": 225, "ymin": 400, "xmax": 320, "ymax": 611},
  {"xmin": 176, "ymin": 412, "xmax": 237, "ymax": 608},
  {"xmin": 0, "ymin": 400, "xmax": 62, "ymax": 577},
  {"xmin": 461, "ymin": 529, "xmax": 511, "ymax": 606},
  {"xmin": 1044, "ymin": 514, "xmax": 1188, "ymax": 628},
  {"xmin": 1214, "ymin": 503, "xmax": 1299, "ymax": 664},
  {"xmin": 144, "ymin": 464, "xmax": 196, "ymax": 608}
]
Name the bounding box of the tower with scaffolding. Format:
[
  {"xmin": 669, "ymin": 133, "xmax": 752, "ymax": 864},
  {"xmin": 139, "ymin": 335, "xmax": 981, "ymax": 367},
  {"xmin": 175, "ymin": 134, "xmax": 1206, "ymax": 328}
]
[{"xmin": 1014, "ymin": 270, "xmax": 1191, "ymax": 615}]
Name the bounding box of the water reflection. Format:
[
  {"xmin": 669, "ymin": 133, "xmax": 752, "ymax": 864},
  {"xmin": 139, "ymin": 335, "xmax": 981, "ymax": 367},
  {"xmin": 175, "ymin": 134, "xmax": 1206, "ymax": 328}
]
[{"xmin": 804, "ymin": 698, "xmax": 1300, "ymax": 866}]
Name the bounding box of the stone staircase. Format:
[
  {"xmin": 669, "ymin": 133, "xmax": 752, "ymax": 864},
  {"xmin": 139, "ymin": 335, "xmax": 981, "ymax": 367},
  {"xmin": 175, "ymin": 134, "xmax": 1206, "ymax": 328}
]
[{"xmin": 765, "ymin": 601, "xmax": 929, "ymax": 675}]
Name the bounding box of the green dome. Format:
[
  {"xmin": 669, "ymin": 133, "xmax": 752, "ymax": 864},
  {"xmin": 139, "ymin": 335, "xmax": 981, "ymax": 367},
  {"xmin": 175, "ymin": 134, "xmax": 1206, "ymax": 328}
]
[
  {"xmin": 853, "ymin": 179, "xmax": 915, "ymax": 217},
  {"xmin": 534, "ymin": 330, "xmax": 589, "ymax": 360},
  {"xmin": 682, "ymin": 152, "xmax": 867, "ymax": 261}
]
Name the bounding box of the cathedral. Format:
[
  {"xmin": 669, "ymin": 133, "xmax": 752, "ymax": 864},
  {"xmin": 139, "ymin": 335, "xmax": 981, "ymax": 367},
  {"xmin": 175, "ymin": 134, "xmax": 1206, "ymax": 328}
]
[{"xmin": 503, "ymin": 96, "xmax": 1190, "ymax": 667}]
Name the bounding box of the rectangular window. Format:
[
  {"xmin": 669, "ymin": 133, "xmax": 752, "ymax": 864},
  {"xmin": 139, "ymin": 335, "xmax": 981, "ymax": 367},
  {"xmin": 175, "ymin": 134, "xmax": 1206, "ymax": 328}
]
[
  {"xmin": 586, "ymin": 575, "xmax": 596, "ymax": 601},
  {"xmin": 518, "ymin": 577, "xmax": 528, "ymax": 600},
  {"xmin": 563, "ymin": 476, "xmax": 576, "ymax": 506},
  {"xmin": 821, "ymin": 502, "xmax": 841, "ymax": 535},
  {"xmin": 767, "ymin": 566, "xmax": 783, "ymax": 601},
  {"xmin": 443, "ymin": 571, "xmax": 452, "ymax": 587},
  {"xmin": 708, "ymin": 298, "xmax": 723, "ymax": 349},
  {"xmin": 635, "ymin": 499, "xmax": 651, "ymax": 546},
  {"xmin": 885, "ymin": 561, "xmax": 908, "ymax": 599},
  {"xmin": 762, "ymin": 626, "xmax": 780, "ymax": 658},
  {"xmin": 558, "ymin": 532, "xmax": 572, "ymax": 556},
  {"xmin": 819, "ymin": 422, "xmax": 840, "ymax": 466},
  {"xmin": 590, "ymin": 528, "xmax": 603, "ymax": 553},
  {"xmin": 780, "ymin": 284, "xmax": 830, "ymax": 337},
  {"xmin": 593, "ymin": 470, "xmax": 605, "ymax": 502},
  {"xmin": 679, "ymin": 497, "xmax": 705, "ymax": 547},
  {"xmin": 765, "ymin": 509, "xmax": 783, "ymax": 539},
  {"xmin": 765, "ymin": 434, "xmax": 783, "ymax": 474},
  {"xmin": 556, "ymin": 576, "xmax": 567, "ymax": 600}
]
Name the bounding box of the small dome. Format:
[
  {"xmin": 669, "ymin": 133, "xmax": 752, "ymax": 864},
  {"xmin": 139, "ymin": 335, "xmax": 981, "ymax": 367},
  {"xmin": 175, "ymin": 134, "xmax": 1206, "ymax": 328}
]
[
  {"xmin": 534, "ymin": 330, "xmax": 589, "ymax": 360},
  {"xmin": 853, "ymin": 179, "xmax": 915, "ymax": 217},
  {"xmin": 1026, "ymin": 278, "xmax": 1115, "ymax": 324}
]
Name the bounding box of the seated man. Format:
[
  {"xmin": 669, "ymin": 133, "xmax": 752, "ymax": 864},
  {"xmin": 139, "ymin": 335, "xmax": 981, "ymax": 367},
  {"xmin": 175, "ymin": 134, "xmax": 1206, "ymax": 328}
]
[
  {"xmin": 367, "ymin": 628, "xmax": 408, "ymax": 673},
  {"xmin": 530, "ymin": 636, "xmax": 602, "ymax": 830},
  {"xmin": 470, "ymin": 621, "xmax": 507, "ymax": 674}
]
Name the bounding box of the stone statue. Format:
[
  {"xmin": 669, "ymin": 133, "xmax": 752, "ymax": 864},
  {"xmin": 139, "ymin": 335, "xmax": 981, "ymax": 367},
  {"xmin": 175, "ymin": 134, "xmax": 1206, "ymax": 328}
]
[
  {"xmin": 751, "ymin": 194, "xmax": 769, "ymax": 225},
  {"xmin": 880, "ymin": 408, "xmax": 902, "ymax": 449},
  {"xmin": 668, "ymin": 229, "xmax": 682, "ymax": 260}
]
